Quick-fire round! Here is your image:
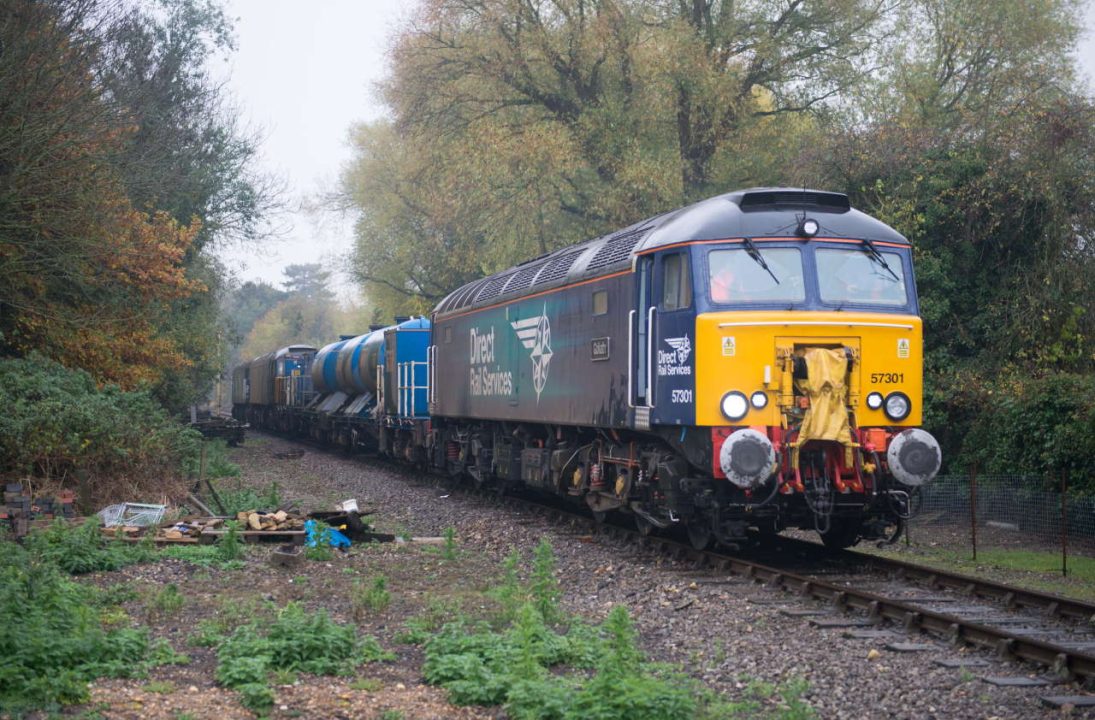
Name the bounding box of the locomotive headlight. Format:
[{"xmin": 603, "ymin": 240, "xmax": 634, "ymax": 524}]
[
  {"xmin": 720, "ymin": 391, "xmax": 749, "ymax": 421},
  {"xmin": 750, "ymin": 391, "xmax": 768, "ymax": 409},
  {"xmin": 866, "ymin": 392, "xmax": 884, "ymax": 410},
  {"xmin": 883, "ymin": 392, "xmax": 911, "ymax": 421},
  {"xmin": 797, "ymin": 218, "xmax": 820, "ymax": 237}
]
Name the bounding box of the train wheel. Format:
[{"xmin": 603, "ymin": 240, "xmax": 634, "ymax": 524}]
[
  {"xmin": 819, "ymin": 518, "xmax": 862, "ymax": 550},
  {"xmin": 591, "ymin": 510, "xmax": 607, "ymax": 525},
  {"xmin": 686, "ymin": 521, "xmax": 713, "ymax": 551},
  {"xmin": 687, "ymin": 518, "xmax": 713, "ymax": 547}
]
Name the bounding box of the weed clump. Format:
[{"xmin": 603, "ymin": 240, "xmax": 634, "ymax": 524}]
[
  {"xmin": 487, "ymin": 540, "xmax": 561, "ymax": 626},
  {"xmin": 212, "ymin": 602, "xmax": 393, "ymax": 712},
  {"xmin": 24, "ymin": 518, "xmax": 156, "ymax": 575},
  {"xmin": 421, "ymin": 540, "xmax": 690, "ymax": 718},
  {"xmin": 216, "ymin": 520, "xmax": 245, "ymax": 562},
  {"xmin": 0, "ymin": 542, "xmax": 182, "ymax": 713},
  {"xmin": 352, "ymin": 575, "xmax": 392, "ymax": 619},
  {"xmin": 420, "ymin": 542, "xmax": 813, "ymax": 719},
  {"xmin": 213, "ymin": 479, "xmax": 281, "ymax": 515},
  {"xmin": 423, "ymin": 601, "xmax": 689, "ymax": 718},
  {"xmin": 440, "ymin": 526, "xmax": 459, "ymax": 562},
  {"xmin": 148, "ymin": 583, "xmax": 184, "ymax": 617},
  {"xmin": 160, "ymin": 523, "xmax": 247, "ymax": 570}
]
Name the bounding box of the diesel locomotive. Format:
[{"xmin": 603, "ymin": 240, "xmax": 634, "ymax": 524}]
[{"xmin": 232, "ymin": 188, "xmax": 942, "ymax": 549}]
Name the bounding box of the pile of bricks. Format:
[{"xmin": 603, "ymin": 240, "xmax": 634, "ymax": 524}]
[{"xmin": 1, "ymin": 484, "xmax": 77, "ymax": 537}]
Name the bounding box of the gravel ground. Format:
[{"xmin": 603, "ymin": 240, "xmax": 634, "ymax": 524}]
[{"xmin": 205, "ymin": 431, "xmax": 1095, "ymax": 720}]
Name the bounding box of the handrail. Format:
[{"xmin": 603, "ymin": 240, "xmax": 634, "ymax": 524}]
[
  {"xmin": 627, "ymin": 310, "xmax": 635, "ymax": 408},
  {"xmin": 646, "ymin": 306, "xmax": 656, "ymax": 409}
]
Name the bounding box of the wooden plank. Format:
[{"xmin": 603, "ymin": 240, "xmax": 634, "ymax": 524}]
[
  {"xmin": 200, "ymin": 529, "xmax": 305, "ymax": 537},
  {"xmin": 115, "ymin": 535, "xmax": 200, "ymax": 544},
  {"xmin": 199, "ymin": 528, "xmax": 306, "ymax": 545}
]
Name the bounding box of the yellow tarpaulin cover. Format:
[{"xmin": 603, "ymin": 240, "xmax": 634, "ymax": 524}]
[{"xmin": 793, "ymin": 348, "xmax": 855, "ymax": 464}]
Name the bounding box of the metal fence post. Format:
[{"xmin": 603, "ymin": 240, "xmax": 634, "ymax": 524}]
[
  {"xmin": 1061, "ymin": 469, "xmax": 1068, "ymax": 578},
  {"xmin": 969, "ymin": 465, "xmax": 978, "ymax": 562}
]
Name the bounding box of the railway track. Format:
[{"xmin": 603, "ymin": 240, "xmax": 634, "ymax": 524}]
[{"xmin": 483, "ymin": 491, "xmax": 1095, "ymax": 693}]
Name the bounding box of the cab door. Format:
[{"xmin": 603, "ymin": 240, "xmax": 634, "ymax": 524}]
[
  {"xmin": 632, "ymin": 256, "xmax": 654, "ymax": 415},
  {"xmin": 650, "ymin": 250, "xmax": 695, "ymax": 425}
]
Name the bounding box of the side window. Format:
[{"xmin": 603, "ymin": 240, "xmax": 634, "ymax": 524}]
[
  {"xmin": 660, "ymin": 253, "xmax": 692, "ymax": 311},
  {"xmin": 592, "ymin": 290, "xmax": 608, "ymax": 316}
]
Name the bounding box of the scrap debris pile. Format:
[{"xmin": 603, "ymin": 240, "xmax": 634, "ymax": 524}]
[
  {"xmin": 154, "ymin": 511, "xmax": 307, "ymax": 541},
  {"xmin": 143, "ymin": 507, "xmax": 317, "ymax": 544},
  {"xmin": 0, "ymin": 482, "xmax": 383, "ymax": 551},
  {"xmin": 96, "ymin": 501, "xmax": 378, "ymax": 546}
]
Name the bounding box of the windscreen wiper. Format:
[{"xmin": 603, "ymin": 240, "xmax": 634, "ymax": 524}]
[
  {"xmin": 858, "ymin": 237, "xmax": 900, "ymax": 282},
  {"xmin": 742, "ymin": 238, "xmax": 780, "ymax": 285}
]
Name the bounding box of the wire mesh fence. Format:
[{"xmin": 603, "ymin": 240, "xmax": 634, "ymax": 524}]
[{"xmin": 905, "ymin": 474, "xmax": 1095, "ymax": 565}]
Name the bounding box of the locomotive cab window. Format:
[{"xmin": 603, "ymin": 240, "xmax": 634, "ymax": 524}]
[
  {"xmin": 592, "ymin": 290, "xmax": 608, "ymax": 316},
  {"xmin": 660, "ymin": 253, "xmax": 692, "ymax": 311},
  {"xmin": 708, "ymin": 247, "xmax": 805, "ymax": 304},
  {"xmin": 816, "ymin": 248, "xmax": 908, "ymax": 306}
]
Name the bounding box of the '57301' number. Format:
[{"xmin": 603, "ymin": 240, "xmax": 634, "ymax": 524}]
[{"xmin": 870, "ymin": 372, "xmax": 904, "ymax": 384}]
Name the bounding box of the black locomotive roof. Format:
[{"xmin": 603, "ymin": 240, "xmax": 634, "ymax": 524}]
[{"xmin": 433, "ymin": 188, "xmax": 908, "ymax": 317}]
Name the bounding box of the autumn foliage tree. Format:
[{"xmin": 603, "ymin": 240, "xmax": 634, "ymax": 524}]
[{"xmin": 0, "ymin": 0, "xmax": 268, "ymax": 398}]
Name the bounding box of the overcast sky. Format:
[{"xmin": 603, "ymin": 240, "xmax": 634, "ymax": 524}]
[
  {"xmin": 213, "ymin": 0, "xmax": 415, "ymax": 301},
  {"xmin": 215, "ymin": 0, "xmax": 1095, "ymax": 302}
]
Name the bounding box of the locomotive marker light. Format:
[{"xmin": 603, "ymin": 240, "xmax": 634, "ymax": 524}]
[
  {"xmin": 866, "ymin": 391, "xmax": 884, "ymax": 410},
  {"xmin": 750, "ymin": 390, "xmax": 768, "ymax": 409},
  {"xmin": 720, "ymin": 391, "xmax": 749, "ymax": 421},
  {"xmin": 797, "ymin": 217, "xmax": 820, "ymax": 237},
  {"xmin": 886, "ymin": 428, "xmax": 942, "ymax": 486},
  {"xmin": 883, "ymin": 391, "xmax": 911, "ymax": 421},
  {"xmin": 720, "ymin": 429, "xmax": 777, "ymax": 489}
]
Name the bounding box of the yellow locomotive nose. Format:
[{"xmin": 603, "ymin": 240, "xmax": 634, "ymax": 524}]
[{"xmin": 695, "ymin": 310, "xmax": 925, "ymax": 428}]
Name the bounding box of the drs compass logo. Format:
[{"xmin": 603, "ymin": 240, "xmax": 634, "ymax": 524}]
[
  {"xmin": 511, "ymin": 305, "xmax": 553, "ymax": 401},
  {"xmin": 658, "ymin": 334, "xmax": 692, "ymax": 377}
]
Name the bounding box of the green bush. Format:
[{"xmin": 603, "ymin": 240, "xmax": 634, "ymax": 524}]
[
  {"xmin": 0, "ymin": 542, "xmax": 180, "ymax": 713},
  {"xmin": 0, "ymin": 354, "xmax": 201, "ymax": 505},
  {"xmin": 963, "ymin": 373, "xmax": 1095, "ymax": 492}
]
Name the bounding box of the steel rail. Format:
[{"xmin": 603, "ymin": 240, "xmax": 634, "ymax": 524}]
[
  {"xmin": 843, "ymin": 546, "xmax": 1095, "ymax": 625},
  {"xmin": 766, "ymin": 535, "xmax": 1095, "ymax": 625},
  {"xmin": 707, "ymin": 551, "xmax": 1095, "ymax": 683}
]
